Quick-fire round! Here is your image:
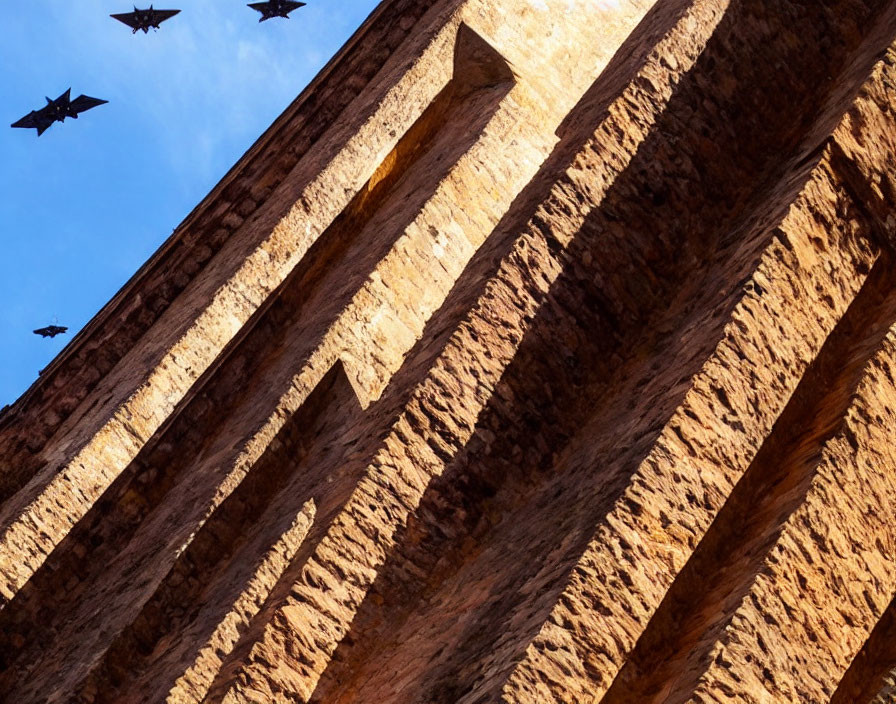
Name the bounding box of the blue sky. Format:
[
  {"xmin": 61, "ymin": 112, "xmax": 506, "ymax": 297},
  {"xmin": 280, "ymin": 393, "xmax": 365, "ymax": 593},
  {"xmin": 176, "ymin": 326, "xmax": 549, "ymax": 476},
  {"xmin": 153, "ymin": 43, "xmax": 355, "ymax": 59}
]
[{"xmin": 0, "ymin": 0, "xmax": 380, "ymax": 406}]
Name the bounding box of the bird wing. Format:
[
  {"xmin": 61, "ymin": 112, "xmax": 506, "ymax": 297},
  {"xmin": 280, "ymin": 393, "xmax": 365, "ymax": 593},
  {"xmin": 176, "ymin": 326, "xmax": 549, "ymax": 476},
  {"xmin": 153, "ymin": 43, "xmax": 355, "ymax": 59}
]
[
  {"xmin": 33, "ymin": 327, "xmax": 51, "ymax": 337},
  {"xmin": 247, "ymin": 2, "xmax": 271, "ymax": 12},
  {"xmin": 35, "ymin": 118, "xmax": 54, "ymax": 136},
  {"xmin": 69, "ymin": 95, "xmax": 109, "ymax": 116},
  {"xmin": 11, "ymin": 108, "xmax": 54, "ymax": 134},
  {"xmin": 11, "ymin": 111, "xmax": 41, "ymax": 129},
  {"xmin": 153, "ymin": 9, "xmax": 181, "ymax": 23},
  {"xmin": 282, "ymin": 1, "xmax": 306, "ymax": 11},
  {"xmin": 110, "ymin": 11, "xmax": 142, "ymax": 30}
]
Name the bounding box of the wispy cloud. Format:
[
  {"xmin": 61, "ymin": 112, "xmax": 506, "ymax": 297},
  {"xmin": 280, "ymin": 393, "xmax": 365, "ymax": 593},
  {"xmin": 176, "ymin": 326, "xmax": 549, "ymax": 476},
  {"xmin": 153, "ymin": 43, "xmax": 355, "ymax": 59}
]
[
  {"xmin": 0, "ymin": 0, "xmax": 379, "ymax": 403},
  {"xmin": 9, "ymin": 0, "xmax": 371, "ymax": 186}
]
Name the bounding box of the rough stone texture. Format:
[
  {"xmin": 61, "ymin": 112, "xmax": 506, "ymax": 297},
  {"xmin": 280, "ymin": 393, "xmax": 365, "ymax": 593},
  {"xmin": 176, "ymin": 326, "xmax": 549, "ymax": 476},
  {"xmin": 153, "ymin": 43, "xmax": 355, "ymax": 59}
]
[{"xmin": 2, "ymin": 0, "xmax": 896, "ymax": 702}]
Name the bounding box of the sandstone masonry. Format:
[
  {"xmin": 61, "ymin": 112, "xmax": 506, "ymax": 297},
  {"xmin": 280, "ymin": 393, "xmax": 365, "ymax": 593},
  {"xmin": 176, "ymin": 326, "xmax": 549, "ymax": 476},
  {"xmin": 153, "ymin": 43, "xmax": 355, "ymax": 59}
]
[{"xmin": 2, "ymin": 0, "xmax": 896, "ymax": 702}]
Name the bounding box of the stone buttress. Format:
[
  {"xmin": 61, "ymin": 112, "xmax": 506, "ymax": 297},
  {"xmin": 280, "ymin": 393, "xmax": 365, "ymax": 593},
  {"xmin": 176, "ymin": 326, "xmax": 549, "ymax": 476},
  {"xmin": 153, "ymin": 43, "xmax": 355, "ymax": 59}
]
[{"xmin": 2, "ymin": 0, "xmax": 896, "ymax": 702}]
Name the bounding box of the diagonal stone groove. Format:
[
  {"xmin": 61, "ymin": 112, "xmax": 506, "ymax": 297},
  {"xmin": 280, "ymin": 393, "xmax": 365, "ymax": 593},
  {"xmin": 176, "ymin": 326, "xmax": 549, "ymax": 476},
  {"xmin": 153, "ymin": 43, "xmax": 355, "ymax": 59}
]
[
  {"xmin": 3, "ymin": 0, "xmax": 896, "ymax": 702},
  {"xmin": 0, "ymin": 13, "xmax": 515, "ymax": 611},
  {"xmin": 599, "ymin": 245, "xmax": 896, "ymax": 704}
]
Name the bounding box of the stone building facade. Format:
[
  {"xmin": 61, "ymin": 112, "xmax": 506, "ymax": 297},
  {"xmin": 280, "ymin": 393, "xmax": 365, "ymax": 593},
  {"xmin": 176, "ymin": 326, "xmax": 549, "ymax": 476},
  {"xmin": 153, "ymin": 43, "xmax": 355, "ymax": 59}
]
[{"xmin": 2, "ymin": 0, "xmax": 896, "ymax": 701}]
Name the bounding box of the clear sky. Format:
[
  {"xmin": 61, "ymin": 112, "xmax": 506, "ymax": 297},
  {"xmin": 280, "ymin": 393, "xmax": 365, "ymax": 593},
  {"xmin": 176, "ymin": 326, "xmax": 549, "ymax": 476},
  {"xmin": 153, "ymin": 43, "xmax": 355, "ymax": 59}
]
[{"xmin": 0, "ymin": 0, "xmax": 380, "ymax": 406}]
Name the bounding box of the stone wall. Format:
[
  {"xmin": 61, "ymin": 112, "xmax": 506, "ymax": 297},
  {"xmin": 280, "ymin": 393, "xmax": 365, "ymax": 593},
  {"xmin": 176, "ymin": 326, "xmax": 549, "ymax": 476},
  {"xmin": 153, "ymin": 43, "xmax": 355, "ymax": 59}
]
[{"xmin": 2, "ymin": 0, "xmax": 896, "ymax": 702}]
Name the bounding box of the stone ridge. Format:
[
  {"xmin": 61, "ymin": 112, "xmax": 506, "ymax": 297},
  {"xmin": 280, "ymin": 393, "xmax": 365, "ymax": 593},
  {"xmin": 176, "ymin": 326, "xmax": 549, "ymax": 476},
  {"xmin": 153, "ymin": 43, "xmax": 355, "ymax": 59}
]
[{"xmin": 2, "ymin": 0, "xmax": 896, "ymax": 702}]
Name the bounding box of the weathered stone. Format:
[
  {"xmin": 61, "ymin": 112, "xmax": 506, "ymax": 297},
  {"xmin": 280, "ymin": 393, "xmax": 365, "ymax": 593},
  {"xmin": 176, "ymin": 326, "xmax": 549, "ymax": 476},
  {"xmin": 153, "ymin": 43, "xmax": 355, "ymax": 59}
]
[{"xmin": 2, "ymin": 0, "xmax": 896, "ymax": 703}]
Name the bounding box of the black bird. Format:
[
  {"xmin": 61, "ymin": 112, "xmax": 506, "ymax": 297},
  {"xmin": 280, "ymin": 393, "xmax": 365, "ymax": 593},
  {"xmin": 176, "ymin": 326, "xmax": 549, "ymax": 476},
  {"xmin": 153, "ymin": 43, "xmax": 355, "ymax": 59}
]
[
  {"xmin": 111, "ymin": 6, "xmax": 181, "ymax": 33},
  {"xmin": 11, "ymin": 89, "xmax": 108, "ymax": 136},
  {"xmin": 248, "ymin": 0, "xmax": 306, "ymax": 21},
  {"xmin": 33, "ymin": 325, "xmax": 68, "ymax": 338}
]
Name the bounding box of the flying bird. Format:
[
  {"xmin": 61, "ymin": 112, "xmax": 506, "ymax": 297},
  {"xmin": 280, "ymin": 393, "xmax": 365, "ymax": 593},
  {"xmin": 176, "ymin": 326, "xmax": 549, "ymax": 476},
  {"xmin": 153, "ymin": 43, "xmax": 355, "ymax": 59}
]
[
  {"xmin": 111, "ymin": 6, "xmax": 181, "ymax": 33},
  {"xmin": 248, "ymin": 0, "xmax": 306, "ymax": 21},
  {"xmin": 33, "ymin": 325, "xmax": 68, "ymax": 338},
  {"xmin": 11, "ymin": 89, "xmax": 108, "ymax": 136}
]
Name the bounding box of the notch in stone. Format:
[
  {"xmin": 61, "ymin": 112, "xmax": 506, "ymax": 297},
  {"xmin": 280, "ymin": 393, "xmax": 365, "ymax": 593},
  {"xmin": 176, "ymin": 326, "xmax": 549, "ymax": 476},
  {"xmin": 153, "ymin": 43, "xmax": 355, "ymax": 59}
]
[{"xmin": 452, "ymin": 23, "xmax": 516, "ymax": 96}]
